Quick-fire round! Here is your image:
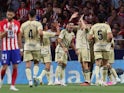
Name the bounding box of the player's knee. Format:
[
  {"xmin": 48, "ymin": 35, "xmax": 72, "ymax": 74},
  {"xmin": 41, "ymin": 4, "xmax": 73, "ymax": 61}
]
[
  {"xmin": 45, "ymin": 63, "xmax": 51, "ymax": 71},
  {"xmin": 2, "ymin": 65, "xmax": 8, "ymax": 70},
  {"xmin": 62, "ymin": 63, "xmax": 66, "ymax": 69}
]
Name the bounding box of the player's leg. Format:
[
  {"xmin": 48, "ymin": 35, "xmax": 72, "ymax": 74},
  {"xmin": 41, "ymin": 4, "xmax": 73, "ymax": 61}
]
[
  {"xmin": 0, "ymin": 50, "xmax": 10, "ymax": 88},
  {"xmin": 54, "ymin": 62, "xmax": 62, "ymax": 85},
  {"xmin": 36, "ymin": 62, "xmax": 51, "ymax": 85},
  {"xmin": 94, "ymin": 52, "xmax": 103, "ymax": 85},
  {"xmin": 54, "ymin": 52, "xmax": 61, "ymax": 84},
  {"xmin": 54, "ymin": 52, "xmax": 67, "ymax": 86},
  {"xmin": 80, "ymin": 62, "xmax": 91, "ymax": 86},
  {"xmin": 6, "ymin": 66, "xmax": 11, "ymax": 84},
  {"xmin": 101, "ymin": 59, "xmax": 108, "ymax": 83},
  {"xmin": 80, "ymin": 48, "xmax": 91, "ymax": 86},
  {"xmin": 33, "ymin": 60, "xmax": 39, "ymax": 79},
  {"xmin": 99, "ymin": 52, "xmax": 110, "ymax": 86},
  {"xmin": 33, "ymin": 60, "xmax": 39, "ymax": 86},
  {"xmin": 43, "ymin": 54, "xmax": 52, "ymax": 85},
  {"xmin": 32, "ymin": 51, "xmax": 40, "ymax": 80},
  {"xmin": 36, "ymin": 53, "xmax": 52, "ymax": 86},
  {"xmin": 108, "ymin": 50, "xmax": 120, "ymax": 84},
  {"xmin": 10, "ymin": 49, "xmax": 21, "ymax": 91},
  {"xmin": 24, "ymin": 51, "xmax": 33, "ymax": 87}
]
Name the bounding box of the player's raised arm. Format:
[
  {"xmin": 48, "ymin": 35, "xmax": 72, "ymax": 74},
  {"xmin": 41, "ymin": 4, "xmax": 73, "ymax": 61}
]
[
  {"xmin": 69, "ymin": 12, "xmax": 78, "ymax": 22},
  {"xmin": 79, "ymin": 14, "xmax": 87, "ymax": 30},
  {"xmin": 88, "ymin": 25, "xmax": 94, "ymax": 40}
]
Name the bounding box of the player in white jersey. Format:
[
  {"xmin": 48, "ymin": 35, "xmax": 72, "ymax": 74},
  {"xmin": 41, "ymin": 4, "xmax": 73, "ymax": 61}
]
[
  {"xmin": 35, "ymin": 22, "xmax": 60, "ymax": 85},
  {"xmin": 20, "ymin": 9, "xmax": 43, "ymax": 87},
  {"xmin": 89, "ymin": 22, "xmax": 113, "ymax": 86},
  {"xmin": 0, "ymin": 8, "xmax": 22, "ymax": 91},
  {"xmin": 69, "ymin": 13, "xmax": 93, "ymax": 86},
  {"xmin": 54, "ymin": 23, "xmax": 76, "ymax": 86},
  {"xmin": 107, "ymin": 39, "xmax": 120, "ymax": 85}
]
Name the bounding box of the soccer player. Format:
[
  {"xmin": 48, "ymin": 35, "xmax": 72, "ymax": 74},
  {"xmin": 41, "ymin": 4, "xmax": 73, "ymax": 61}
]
[
  {"xmin": 89, "ymin": 22, "xmax": 113, "ymax": 85},
  {"xmin": 69, "ymin": 13, "xmax": 93, "ymax": 86},
  {"xmin": 54, "ymin": 22, "xmax": 76, "ymax": 86},
  {"xmin": 76, "ymin": 16, "xmax": 92, "ymax": 86},
  {"xmin": 0, "ymin": 8, "xmax": 22, "ymax": 91},
  {"xmin": 35, "ymin": 22, "xmax": 60, "ymax": 85},
  {"xmin": 20, "ymin": 9, "xmax": 43, "ymax": 87},
  {"xmin": 107, "ymin": 39, "xmax": 120, "ymax": 85}
]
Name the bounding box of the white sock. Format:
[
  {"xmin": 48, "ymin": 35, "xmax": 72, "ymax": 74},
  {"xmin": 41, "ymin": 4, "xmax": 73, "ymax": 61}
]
[{"xmin": 33, "ymin": 65, "xmax": 39, "ymax": 78}]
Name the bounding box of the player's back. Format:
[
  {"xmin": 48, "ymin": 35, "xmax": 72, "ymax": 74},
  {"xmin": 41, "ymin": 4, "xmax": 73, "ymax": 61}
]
[
  {"xmin": 91, "ymin": 23, "xmax": 111, "ymax": 44},
  {"xmin": 21, "ymin": 20, "xmax": 42, "ymax": 50},
  {"xmin": 90, "ymin": 23, "xmax": 112, "ymax": 51},
  {"xmin": 21, "ymin": 20, "xmax": 41, "ymax": 43}
]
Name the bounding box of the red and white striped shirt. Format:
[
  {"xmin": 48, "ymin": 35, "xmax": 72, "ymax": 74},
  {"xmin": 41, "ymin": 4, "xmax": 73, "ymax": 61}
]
[
  {"xmin": 36, "ymin": 8, "xmax": 44, "ymax": 17},
  {"xmin": 0, "ymin": 19, "xmax": 20, "ymax": 51},
  {"xmin": 16, "ymin": 8, "xmax": 29, "ymax": 18}
]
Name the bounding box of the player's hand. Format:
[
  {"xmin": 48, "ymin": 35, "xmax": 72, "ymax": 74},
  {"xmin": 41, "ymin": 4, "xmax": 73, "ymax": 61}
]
[
  {"xmin": 71, "ymin": 12, "xmax": 78, "ymax": 19},
  {"xmin": 79, "ymin": 14, "xmax": 84, "ymax": 21},
  {"xmin": 75, "ymin": 49, "xmax": 79, "ymax": 55},
  {"xmin": 63, "ymin": 47, "xmax": 68, "ymax": 53}
]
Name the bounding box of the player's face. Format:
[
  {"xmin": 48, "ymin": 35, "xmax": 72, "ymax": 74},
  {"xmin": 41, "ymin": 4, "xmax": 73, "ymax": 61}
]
[
  {"xmin": 6, "ymin": 11, "xmax": 15, "ymax": 22},
  {"xmin": 67, "ymin": 23, "xmax": 74, "ymax": 32}
]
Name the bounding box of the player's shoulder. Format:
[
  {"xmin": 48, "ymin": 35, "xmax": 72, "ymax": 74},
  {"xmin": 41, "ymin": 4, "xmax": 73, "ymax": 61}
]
[
  {"xmin": 13, "ymin": 19, "xmax": 20, "ymax": 25},
  {"xmin": 0, "ymin": 19, "xmax": 7, "ymax": 25},
  {"xmin": 61, "ymin": 29, "xmax": 67, "ymax": 33},
  {"xmin": 21, "ymin": 20, "xmax": 30, "ymax": 26},
  {"xmin": 93, "ymin": 23, "xmax": 102, "ymax": 27}
]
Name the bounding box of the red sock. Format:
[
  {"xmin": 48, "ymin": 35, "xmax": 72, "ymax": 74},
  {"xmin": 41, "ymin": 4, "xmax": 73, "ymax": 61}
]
[
  {"xmin": 1, "ymin": 69, "xmax": 6, "ymax": 80},
  {"xmin": 12, "ymin": 68, "xmax": 17, "ymax": 85}
]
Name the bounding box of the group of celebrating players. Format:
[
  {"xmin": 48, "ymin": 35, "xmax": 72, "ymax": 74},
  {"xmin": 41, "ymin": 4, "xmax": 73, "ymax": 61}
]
[{"xmin": 0, "ymin": 7, "xmax": 121, "ymax": 91}]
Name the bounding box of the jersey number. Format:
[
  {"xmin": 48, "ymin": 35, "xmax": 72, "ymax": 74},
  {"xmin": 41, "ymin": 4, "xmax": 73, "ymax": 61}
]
[
  {"xmin": 29, "ymin": 29, "xmax": 33, "ymax": 39},
  {"xmin": 98, "ymin": 30, "xmax": 103, "ymax": 40},
  {"xmin": 8, "ymin": 30, "xmax": 14, "ymax": 38}
]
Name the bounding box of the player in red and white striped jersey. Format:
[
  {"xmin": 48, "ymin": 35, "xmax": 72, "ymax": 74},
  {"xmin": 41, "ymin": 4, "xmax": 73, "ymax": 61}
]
[
  {"xmin": 0, "ymin": 8, "xmax": 22, "ymax": 91},
  {"xmin": 16, "ymin": 1, "xmax": 29, "ymax": 24},
  {"xmin": 0, "ymin": 20, "xmax": 20, "ymax": 50}
]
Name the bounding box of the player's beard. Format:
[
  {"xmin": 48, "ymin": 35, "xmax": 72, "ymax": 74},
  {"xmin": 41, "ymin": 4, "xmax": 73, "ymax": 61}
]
[{"xmin": 7, "ymin": 17, "xmax": 13, "ymax": 22}]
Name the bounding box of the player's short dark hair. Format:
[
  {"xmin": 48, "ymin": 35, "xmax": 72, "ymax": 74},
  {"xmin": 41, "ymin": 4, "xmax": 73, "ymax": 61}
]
[
  {"xmin": 28, "ymin": 9, "xmax": 36, "ymax": 17},
  {"xmin": 7, "ymin": 8, "xmax": 15, "ymax": 13}
]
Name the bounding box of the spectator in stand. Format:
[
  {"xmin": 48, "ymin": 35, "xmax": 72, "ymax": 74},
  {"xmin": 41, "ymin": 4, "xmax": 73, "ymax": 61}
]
[
  {"xmin": 111, "ymin": 0, "xmax": 120, "ymax": 9},
  {"xmin": 112, "ymin": 23, "xmax": 120, "ymax": 30},
  {"xmin": 16, "ymin": 1, "xmax": 29, "ymax": 24},
  {"xmin": 27, "ymin": 0, "xmax": 39, "ymax": 10},
  {"xmin": 107, "ymin": 9, "xmax": 123, "ymax": 28},
  {"xmin": 61, "ymin": 10, "xmax": 70, "ymax": 25},
  {"xmin": 53, "ymin": 1, "xmax": 61, "ymax": 14},
  {"xmin": 0, "ymin": 0, "xmax": 10, "ymax": 13},
  {"xmin": 43, "ymin": 3, "xmax": 54, "ymax": 24},
  {"xmin": 97, "ymin": 3, "xmax": 108, "ymax": 23},
  {"xmin": 118, "ymin": 5, "xmax": 124, "ymax": 28},
  {"xmin": 118, "ymin": 40, "xmax": 124, "ymax": 49},
  {"xmin": 112, "ymin": 28, "xmax": 123, "ymax": 49},
  {"xmin": 34, "ymin": 1, "xmax": 44, "ymax": 21},
  {"xmin": 9, "ymin": 0, "xmax": 20, "ymax": 12}
]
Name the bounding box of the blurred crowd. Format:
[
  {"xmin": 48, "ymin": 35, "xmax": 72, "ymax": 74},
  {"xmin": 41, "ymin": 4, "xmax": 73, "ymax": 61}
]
[{"xmin": 0, "ymin": 0, "xmax": 124, "ymax": 49}]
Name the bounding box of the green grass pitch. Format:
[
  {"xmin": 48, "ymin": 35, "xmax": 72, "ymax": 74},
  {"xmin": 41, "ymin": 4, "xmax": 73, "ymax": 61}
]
[{"xmin": 0, "ymin": 84, "xmax": 124, "ymax": 93}]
